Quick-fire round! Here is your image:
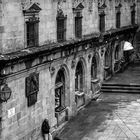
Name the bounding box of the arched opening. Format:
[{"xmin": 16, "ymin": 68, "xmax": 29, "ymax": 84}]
[
  {"xmin": 104, "ymin": 49, "xmax": 112, "ymax": 80},
  {"xmin": 115, "ymin": 45, "xmax": 120, "ymax": 60},
  {"xmin": 75, "ymin": 61, "xmax": 85, "ymax": 108},
  {"xmin": 114, "ymin": 45, "xmax": 121, "ymax": 73},
  {"xmin": 75, "ymin": 61, "xmax": 84, "ymax": 92},
  {"xmin": 91, "ymin": 56, "xmax": 98, "ymax": 80},
  {"xmin": 91, "ymin": 55, "xmax": 100, "ymax": 99},
  {"xmin": 55, "ymin": 69, "xmax": 65, "ymax": 112}
]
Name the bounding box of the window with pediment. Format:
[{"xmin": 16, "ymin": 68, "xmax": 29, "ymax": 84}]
[
  {"xmin": 115, "ymin": 4, "xmax": 122, "ymax": 28},
  {"xmin": 25, "ymin": 73, "xmax": 39, "ymax": 107},
  {"xmin": 131, "ymin": 4, "xmax": 136, "ymax": 25},
  {"xmin": 57, "ymin": 9, "xmax": 67, "ymax": 42},
  {"xmin": 23, "ymin": 3, "xmax": 41, "ymax": 48},
  {"xmin": 73, "ymin": 3, "xmax": 84, "ymax": 38},
  {"xmin": 98, "ymin": 2, "xmax": 106, "ymax": 32}
]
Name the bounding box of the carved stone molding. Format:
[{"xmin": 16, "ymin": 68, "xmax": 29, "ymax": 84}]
[
  {"xmin": 49, "ymin": 66, "xmax": 55, "ymax": 76},
  {"xmin": 72, "ymin": 0, "xmax": 85, "ymax": 9},
  {"xmin": 22, "ymin": 2, "xmax": 42, "ymax": 22},
  {"xmin": 98, "ymin": 0, "xmax": 107, "ymax": 14},
  {"xmin": 25, "ymin": 72, "xmax": 39, "ymax": 97},
  {"xmin": 71, "ymin": 60, "xmax": 76, "ymax": 69}
]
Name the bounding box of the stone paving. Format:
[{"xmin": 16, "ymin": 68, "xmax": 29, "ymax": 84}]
[
  {"xmin": 105, "ymin": 63, "xmax": 140, "ymax": 85},
  {"xmin": 58, "ymin": 93, "xmax": 140, "ymax": 140}
]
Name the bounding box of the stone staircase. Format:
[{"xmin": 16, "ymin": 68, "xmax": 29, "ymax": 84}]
[{"xmin": 101, "ymin": 83, "xmax": 140, "ymax": 94}]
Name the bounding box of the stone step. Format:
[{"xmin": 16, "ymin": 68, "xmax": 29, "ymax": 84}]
[
  {"xmin": 102, "ymin": 83, "xmax": 140, "ymax": 87},
  {"xmin": 101, "ymin": 83, "xmax": 140, "ymax": 94},
  {"xmin": 101, "ymin": 89, "xmax": 140, "ymax": 94},
  {"xmin": 101, "ymin": 86, "xmax": 140, "ymax": 90}
]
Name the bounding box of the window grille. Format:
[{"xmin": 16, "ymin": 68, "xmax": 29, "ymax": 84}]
[
  {"xmin": 99, "ymin": 14, "xmax": 105, "ymax": 32},
  {"xmin": 75, "ymin": 17, "xmax": 82, "ymax": 38},
  {"xmin": 26, "ymin": 21, "xmax": 39, "ymax": 47},
  {"xmin": 131, "ymin": 11, "xmax": 135, "ymax": 25},
  {"xmin": 116, "ymin": 12, "xmax": 121, "ymax": 28},
  {"xmin": 57, "ymin": 18, "xmax": 66, "ymax": 42}
]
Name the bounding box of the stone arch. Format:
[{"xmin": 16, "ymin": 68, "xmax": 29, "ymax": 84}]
[
  {"xmin": 114, "ymin": 44, "xmax": 120, "ymax": 60},
  {"xmin": 104, "ymin": 47, "xmax": 111, "ymax": 67},
  {"xmin": 91, "ymin": 52, "xmax": 100, "ymax": 80},
  {"xmin": 75, "ymin": 59, "xmax": 86, "ymax": 92},
  {"xmin": 104, "ymin": 46, "xmax": 112, "ymax": 80},
  {"xmin": 55, "ymin": 68, "xmax": 66, "ymax": 112},
  {"xmin": 54, "ymin": 64, "xmax": 70, "ymax": 109}
]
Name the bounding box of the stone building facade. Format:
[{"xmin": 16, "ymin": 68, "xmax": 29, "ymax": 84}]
[{"xmin": 0, "ymin": 0, "xmax": 138, "ymax": 140}]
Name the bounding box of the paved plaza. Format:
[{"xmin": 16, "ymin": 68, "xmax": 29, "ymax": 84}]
[
  {"xmin": 58, "ymin": 93, "xmax": 140, "ymax": 140},
  {"xmin": 57, "ymin": 63, "xmax": 140, "ymax": 140}
]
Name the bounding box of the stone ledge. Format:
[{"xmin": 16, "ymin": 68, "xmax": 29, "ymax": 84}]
[{"xmin": 0, "ymin": 25, "xmax": 138, "ymax": 65}]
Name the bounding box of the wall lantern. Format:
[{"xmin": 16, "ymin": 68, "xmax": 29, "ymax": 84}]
[{"xmin": 0, "ymin": 84, "xmax": 11, "ymax": 102}]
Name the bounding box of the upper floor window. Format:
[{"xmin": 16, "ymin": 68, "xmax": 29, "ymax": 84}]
[
  {"xmin": 73, "ymin": 3, "xmax": 84, "ymax": 38},
  {"xmin": 131, "ymin": 11, "xmax": 135, "ymax": 25},
  {"xmin": 98, "ymin": 2, "xmax": 106, "ymax": 32},
  {"xmin": 75, "ymin": 14, "xmax": 82, "ymax": 38},
  {"xmin": 99, "ymin": 13, "xmax": 105, "ymax": 32},
  {"xmin": 57, "ymin": 9, "xmax": 67, "ymax": 42},
  {"xmin": 116, "ymin": 12, "xmax": 121, "ymax": 28},
  {"xmin": 26, "ymin": 17, "xmax": 39, "ymax": 47},
  {"xmin": 115, "ymin": 3, "xmax": 122, "ymax": 29},
  {"xmin": 131, "ymin": 4, "xmax": 136, "ymax": 25},
  {"xmin": 23, "ymin": 3, "xmax": 41, "ymax": 48}
]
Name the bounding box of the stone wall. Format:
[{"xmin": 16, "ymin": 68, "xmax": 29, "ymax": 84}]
[
  {"xmin": 0, "ymin": 0, "xmax": 136, "ymax": 53},
  {"xmin": 0, "ymin": 42, "xmax": 104, "ymax": 140}
]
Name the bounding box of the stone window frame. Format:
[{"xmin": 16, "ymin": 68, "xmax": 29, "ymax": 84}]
[
  {"xmin": 25, "ymin": 73, "xmax": 39, "ymax": 107},
  {"xmin": 115, "ymin": 3, "xmax": 122, "ymax": 29},
  {"xmin": 130, "ymin": 3, "xmax": 136, "ymax": 25},
  {"xmin": 26, "ymin": 16, "xmax": 39, "ymax": 47},
  {"xmin": 73, "ymin": 3, "xmax": 84, "ymax": 39},
  {"xmin": 75, "ymin": 61, "xmax": 85, "ymax": 92},
  {"xmin": 98, "ymin": 2, "xmax": 106, "ymax": 32},
  {"xmin": 22, "ymin": 2, "xmax": 41, "ymax": 48},
  {"xmin": 56, "ymin": 9, "xmax": 67, "ymax": 43}
]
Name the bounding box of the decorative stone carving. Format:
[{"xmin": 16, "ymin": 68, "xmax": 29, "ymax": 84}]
[
  {"xmin": 88, "ymin": 0, "xmax": 94, "ymax": 12},
  {"xmin": 88, "ymin": 54, "xmax": 91, "ymax": 62},
  {"xmin": 98, "ymin": 0, "xmax": 107, "ymax": 14},
  {"xmin": 98, "ymin": 0, "xmax": 106, "ymax": 8},
  {"xmin": 22, "ymin": 2, "xmax": 42, "ymax": 22},
  {"xmin": 25, "ymin": 72, "xmax": 39, "ymax": 97},
  {"xmin": 71, "ymin": 60, "xmax": 76, "ymax": 69},
  {"xmin": 99, "ymin": 34, "xmax": 104, "ymax": 43},
  {"xmin": 49, "ymin": 66, "xmax": 55, "ymax": 76},
  {"xmin": 72, "ymin": 0, "xmax": 85, "ymax": 9}
]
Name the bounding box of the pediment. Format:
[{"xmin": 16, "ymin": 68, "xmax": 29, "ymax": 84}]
[
  {"xmin": 115, "ymin": 3, "xmax": 122, "ymax": 9},
  {"xmin": 23, "ymin": 2, "xmax": 42, "ymax": 13},
  {"xmin": 98, "ymin": 3, "xmax": 107, "ymax": 9},
  {"xmin": 73, "ymin": 3, "xmax": 84, "ymax": 10}
]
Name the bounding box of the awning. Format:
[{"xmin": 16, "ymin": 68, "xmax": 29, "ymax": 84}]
[{"xmin": 123, "ymin": 41, "xmax": 134, "ymax": 51}]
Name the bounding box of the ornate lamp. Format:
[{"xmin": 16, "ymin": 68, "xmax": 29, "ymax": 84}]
[{"xmin": 0, "ymin": 84, "xmax": 11, "ymax": 102}]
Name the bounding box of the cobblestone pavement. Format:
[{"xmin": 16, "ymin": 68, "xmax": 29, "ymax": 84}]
[{"xmin": 58, "ymin": 93, "xmax": 140, "ymax": 140}]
